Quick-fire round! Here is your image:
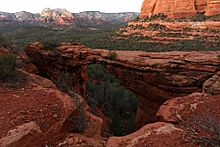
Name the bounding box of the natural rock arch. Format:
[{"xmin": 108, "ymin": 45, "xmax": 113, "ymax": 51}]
[{"xmin": 26, "ymin": 42, "xmax": 220, "ymax": 128}]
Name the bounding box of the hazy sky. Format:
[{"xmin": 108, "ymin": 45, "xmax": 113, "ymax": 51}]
[{"xmin": 0, "ymin": 0, "xmax": 143, "ymax": 13}]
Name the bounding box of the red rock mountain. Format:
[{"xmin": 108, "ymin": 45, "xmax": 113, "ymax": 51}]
[
  {"xmin": 140, "ymin": 0, "xmax": 220, "ymax": 18},
  {"xmin": 0, "ymin": 8, "xmax": 139, "ymax": 25}
]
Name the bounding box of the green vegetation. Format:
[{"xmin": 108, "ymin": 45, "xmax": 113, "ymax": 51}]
[
  {"xmin": 146, "ymin": 23, "xmax": 168, "ymax": 31},
  {"xmin": 0, "ymin": 22, "xmax": 219, "ymax": 52},
  {"xmin": 128, "ymin": 23, "xmax": 168, "ymax": 31},
  {"xmin": 176, "ymin": 12, "xmax": 220, "ymax": 22},
  {"xmin": 0, "ymin": 34, "xmax": 11, "ymax": 49},
  {"xmin": 0, "ymin": 54, "xmax": 25, "ymax": 84},
  {"xmin": 87, "ymin": 64, "xmax": 137, "ymax": 136},
  {"xmin": 136, "ymin": 13, "xmax": 167, "ymax": 22},
  {"xmin": 128, "ymin": 24, "xmax": 146, "ymax": 30},
  {"xmin": 136, "ymin": 12, "xmax": 220, "ymax": 22},
  {"xmin": 107, "ymin": 51, "xmax": 118, "ymax": 60},
  {"xmin": 55, "ymin": 69, "xmax": 86, "ymax": 133},
  {"xmin": 41, "ymin": 41, "xmax": 60, "ymax": 50},
  {"xmin": 0, "ymin": 54, "xmax": 17, "ymax": 79}
]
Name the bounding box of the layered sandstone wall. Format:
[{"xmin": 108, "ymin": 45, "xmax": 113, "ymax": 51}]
[
  {"xmin": 205, "ymin": 0, "xmax": 220, "ymax": 16},
  {"xmin": 140, "ymin": 0, "xmax": 220, "ymax": 18}
]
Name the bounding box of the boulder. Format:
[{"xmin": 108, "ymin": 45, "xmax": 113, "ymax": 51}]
[
  {"xmin": 203, "ymin": 75, "xmax": 220, "ymax": 95},
  {"xmin": 157, "ymin": 92, "xmax": 220, "ymax": 123},
  {"xmin": 0, "ymin": 122, "xmax": 43, "ymax": 147},
  {"xmin": 58, "ymin": 133, "xmax": 106, "ymax": 147},
  {"xmin": 106, "ymin": 122, "xmax": 188, "ymax": 147},
  {"xmin": 0, "ymin": 48, "xmax": 9, "ymax": 55}
]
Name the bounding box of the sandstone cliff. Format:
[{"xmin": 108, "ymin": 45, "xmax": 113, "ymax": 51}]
[{"xmin": 140, "ymin": 0, "xmax": 220, "ymax": 18}]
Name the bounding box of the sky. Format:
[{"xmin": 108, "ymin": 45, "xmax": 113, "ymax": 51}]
[{"xmin": 0, "ymin": 0, "xmax": 143, "ymax": 13}]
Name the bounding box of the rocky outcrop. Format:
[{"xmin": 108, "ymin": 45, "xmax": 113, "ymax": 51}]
[
  {"xmin": 140, "ymin": 0, "xmax": 220, "ymax": 18},
  {"xmin": 26, "ymin": 42, "xmax": 220, "ymax": 128},
  {"xmin": 106, "ymin": 122, "xmax": 187, "ymax": 147},
  {"xmin": 203, "ymin": 75, "xmax": 220, "ymax": 95},
  {"xmin": 0, "ymin": 70, "xmax": 105, "ymax": 146},
  {"xmin": 15, "ymin": 11, "xmax": 39, "ymax": 21},
  {"xmin": 41, "ymin": 8, "xmax": 75, "ymax": 24},
  {"xmin": 157, "ymin": 92, "xmax": 220, "ymax": 123},
  {"xmin": 0, "ymin": 48, "xmax": 9, "ymax": 54},
  {"xmin": 205, "ymin": 0, "xmax": 220, "ymax": 16},
  {"xmin": 0, "ymin": 11, "xmax": 39, "ymax": 22},
  {"xmin": 0, "ymin": 72, "xmax": 73, "ymax": 137},
  {"xmin": 0, "ymin": 122, "xmax": 43, "ymax": 147},
  {"xmin": 59, "ymin": 133, "xmax": 106, "ymax": 147}
]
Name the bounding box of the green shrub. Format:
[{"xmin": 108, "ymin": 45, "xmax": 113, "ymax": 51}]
[
  {"xmin": 191, "ymin": 12, "xmax": 207, "ymax": 22},
  {"xmin": 0, "ymin": 54, "xmax": 17, "ymax": 80},
  {"xmin": 107, "ymin": 51, "xmax": 118, "ymax": 60},
  {"xmin": 0, "ymin": 54, "xmax": 26, "ymax": 84},
  {"xmin": 56, "ymin": 70, "xmax": 74, "ymax": 92},
  {"xmin": 87, "ymin": 64, "xmax": 137, "ymax": 136},
  {"xmin": 55, "ymin": 70, "xmax": 87, "ymax": 132},
  {"xmin": 41, "ymin": 41, "xmax": 60, "ymax": 50},
  {"xmin": 0, "ymin": 34, "xmax": 11, "ymax": 49},
  {"xmin": 146, "ymin": 23, "xmax": 168, "ymax": 31},
  {"xmin": 128, "ymin": 24, "xmax": 146, "ymax": 30},
  {"xmin": 139, "ymin": 13, "xmax": 167, "ymax": 22}
]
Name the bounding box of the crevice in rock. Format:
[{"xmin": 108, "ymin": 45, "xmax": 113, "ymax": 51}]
[{"xmin": 86, "ymin": 63, "xmax": 138, "ymax": 137}]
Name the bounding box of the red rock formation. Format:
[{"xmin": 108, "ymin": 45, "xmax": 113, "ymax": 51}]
[
  {"xmin": 0, "ymin": 69, "xmax": 105, "ymax": 146},
  {"xmin": 157, "ymin": 92, "xmax": 220, "ymax": 123},
  {"xmin": 141, "ymin": 0, "xmax": 197, "ymax": 18},
  {"xmin": 0, "ymin": 48, "xmax": 9, "ymax": 54},
  {"xmin": 107, "ymin": 122, "xmax": 188, "ymax": 147},
  {"xmin": 26, "ymin": 42, "xmax": 220, "ymax": 129},
  {"xmin": 140, "ymin": 0, "xmax": 220, "ymax": 18},
  {"xmin": 205, "ymin": 0, "xmax": 220, "ymax": 16},
  {"xmin": 41, "ymin": 8, "xmax": 75, "ymax": 24},
  {"xmin": 0, "ymin": 122, "xmax": 43, "ymax": 147}
]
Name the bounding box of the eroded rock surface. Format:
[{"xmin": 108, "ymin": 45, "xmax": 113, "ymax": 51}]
[
  {"xmin": 140, "ymin": 0, "xmax": 220, "ymax": 18},
  {"xmin": 203, "ymin": 75, "xmax": 220, "ymax": 95},
  {"xmin": 106, "ymin": 122, "xmax": 187, "ymax": 147},
  {"xmin": 157, "ymin": 92, "xmax": 220, "ymax": 121},
  {"xmin": 0, "ymin": 122, "xmax": 43, "ymax": 147}
]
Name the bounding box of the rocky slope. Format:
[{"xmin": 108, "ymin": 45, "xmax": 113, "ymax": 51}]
[
  {"xmin": 140, "ymin": 0, "xmax": 220, "ymax": 18},
  {"xmin": 119, "ymin": 21, "xmax": 220, "ymax": 48},
  {"xmin": 26, "ymin": 42, "xmax": 220, "ymax": 129},
  {"xmin": 0, "ymin": 8, "xmax": 139, "ymax": 24},
  {"xmin": 0, "ymin": 49, "xmax": 106, "ymax": 146}
]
